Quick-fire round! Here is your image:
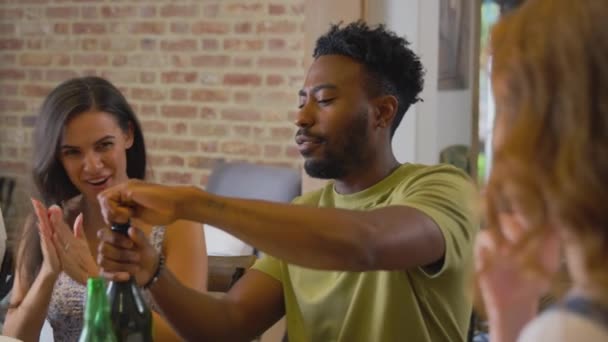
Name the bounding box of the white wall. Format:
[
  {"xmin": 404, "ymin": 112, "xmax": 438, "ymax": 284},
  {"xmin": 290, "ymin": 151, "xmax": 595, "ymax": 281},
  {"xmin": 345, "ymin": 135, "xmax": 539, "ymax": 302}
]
[{"xmin": 367, "ymin": 0, "xmax": 473, "ymax": 164}]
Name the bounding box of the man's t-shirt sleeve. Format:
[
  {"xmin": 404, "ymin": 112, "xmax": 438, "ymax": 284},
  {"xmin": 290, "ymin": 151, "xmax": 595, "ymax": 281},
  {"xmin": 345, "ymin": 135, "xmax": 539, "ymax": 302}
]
[
  {"xmin": 252, "ymin": 253, "xmax": 283, "ymax": 282},
  {"xmin": 395, "ymin": 165, "xmax": 478, "ymax": 277}
]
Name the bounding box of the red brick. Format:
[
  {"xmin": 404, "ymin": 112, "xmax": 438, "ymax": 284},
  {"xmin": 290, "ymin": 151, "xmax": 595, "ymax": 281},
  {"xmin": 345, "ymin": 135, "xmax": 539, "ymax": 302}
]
[
  {"xmin": 191, "ymin": 55, "xmax": 229, "ymax": 67},
  {"xmin": 139, "ymin": 6, "xmax": 156, "ymax": 18},
  {"xmin": 54, "ymin": 23, "xmax": 70, "ymax": 34},
  {"xmin": 141, "ymin": 120, "xmax": 168, "ymax": 134},
  {"xmin": 258, "ymin": 56, "xmax": 297, "ymax": 68},
  {"xmin": 0, "ymin": 84, "xmax": 18, "ymax": 96},
  {"xmin": 46, "ymin": 7, "xmax": 79, "ymax": 19},
  {"xmin": 101, "ymin": 6, "xmax": 136, "ymax": 18},
  {"xmin": 101, "ymin": 70, "xmax": 138, "ymax": 83},
  {"xmin": 0, "ymin": 8, "xmax": 23, "ymax": 20},
  {"xmin": 112, "ymin": 55, "xmax": 127, "ymax": 67},
  {"xmin": 169, "ymin": 55, "xmax": 189, "ymax": 68},
  {"xmin": 221, "ymin": 141, "xmax": 262, "ymax": 156},
  {"xmin": 161, "ymin": 4, "xmax": 198, "ymax": 17},
  {"xmin": 158, "ymin": 139, "xmax": 197, "ymax": 152},
  {"xmin": 191, "ymin": 123, "xmax": 228, "ymax": 137},
  {"xmin": 160, "ymin": 171, "xmax": 192, "ymax": 185},
  {"xmin": 161, "ymin": 39, "xmax": 197, "ymax": 52},
  {"xmin": 141, "ymin": 38, "xmax": 156, "ymax": 51},
  {"xmin": 200, "ymin": 107, "xmax": 217, "ymax": 119},
  {"xmin": 192, "ymin": 22, "xmax": 229, "ymax": 34},
  {"xmin": 171, "ymin": 122, "xmax": 187, "ymax": 134},
  {"xmin": 100, "ymin": 38, "xmax": 137, "ymax": 51},
  {"xmin": 27, "ymin": 70, "xmax": 43, "ymax": 81},
  {"xmin": 272, "ymin": 127, "xmax": 295, "ymax": 139},
  {"xmin": 225, "ymin": 3, "xmax": 264, "ymax": 15},
  {"xmin": 74, "ymin": 54, "xmax": 108, "ymax": 67},
  {"xmin": 223, "ymin": 39, "xmax": 263, "ymax": 51},
  {"xmin": 161, "ymin": 105, "xmax": 197, "ymax": 118},
  {"xmin": 26, "ymin": 39, "xmax": 42, "ymax": 50},
  {"xmin": 191, "ymin": 89, "xmax": 229, "ymax": 103},
  {"xmin": 201, "ymin": 39, "xmax": 219, "ymax": 50},
  {"xmin": 233, "ymin": 57, "xmax": 253, "ymax": 67},
  {"xmin": 0, "ymin": 24, "xmax": 15, "ymax": 35},
  {"xmin": 149, "ymin": 155, "xmax": 185, "ymax": 167},
  {"xmin": 234, "ymin": 22, "xmax": 252, "ymax": 34},
  {"xmin": 268, "ymin": 39, "xmax": 286, "ymax": 50},
  {"xmin": 0, "ymin": 115, "xmax": 17, "ymax": 126},
  {"xmin": 140, "ymin": 72, "xmax": 155, "ymax": 84},
  {"xmin": 223, "ymin": 73, "xmax": 261, "ymax": 86},
  {"xmin": 82, "ymin": 6, "xmax": 98, "ymax": 19},
  {"xmin": 233, "ymin": 125, "xmax": 252, "ymax": 137},
  {"xmin": 291, "ymin": 3, "xmax": 305, "ymax": 15},
  {"xmin": 0, "ymin": 69, "xmax": 25, "ymax": 81},
  {"xmin": 286, "ymin": 145, "xmax": 300, "ymax": 158},
  {"xmin": 129, "ymin": 22, "xmax": 165, "ymax": 34},
  {"xmin": 20, "ymin": 53, "xmax": 51, "ymax": 66},
  {"xmin": 202, "ymin": 4, "xmax": 219, "ymax": 17},
  {"xmin": 161, "ymin": 72, "xmax": 197, "ymax": 84},
  {"xmin": 21, "ymin": 84, "xmax": 53, "ymax": 97},
  {"xmin": 132, "ymin": 88, "xmax": 166, "ymax": 101},
  {"xmin": 200, "ymin": 141, "xmax": 218, "ymax": 153},
  {"xmin": 73, "ymin": 23, "xmax": 106, "ymax": 34},
  {"xmin": 171, "ymin": 88, "xmax": 188, "ymax": 101},
  {"xmin": 44, "ymin": 38, "xmax": 78, "ymax": 51},
  {"xmin": 289, "ymin": 75, "xmax": 304, "ymax": 87},
  {"xmin": 266, "ymin": 111, "xmax": 290, "ymax": 122},
  {"xmin": 82, "ymin": 38, "xmax": 98, "ymax": 50},
  {"xmin": 45, "ymin": 69, "xmax": 78, "ymax": 82},
  {"xmin": 187, "ymin": 156, "xmax": 217, "ymax": 169},
  {"xmin": 264, "ymin": 144, "xmax": 283, "ymax": 157},
  {"xmin": 199, "ymin": 174, "xmax": 210, "ymax": 186},
  {"xmin": 0, "ymin": 54, "xmax": 16, "ymax": 66},
  {"xmin": 0, "ymin": 39, "xmax": 23, "ymax": 50},
  {"xmin": 0, "ymin": 161, "xmax": 26, "ymax": 174},
  {"xmin": 256, "ymin": 21, "xmax": 296, "ymax": 34},
  {"xmin": 269, "ymin": 4, "xmax": 286, "ymax": 15},
  {"xmin": 266, "ymin": 74, "xmax": 285, "ymax": 86},
  {"xmin": 139, "ymin": 105, "xmax": 158, "ymax": 117},
  {"xmin": 234, "ymin": 92, "xmax": 251, "ymax": 104},
  {"xmin": 0, "ymin": 99, "xmax": 26, "ymax": 111},
  {"xmin": 171, "ymin": 22, "xmax": 190, "ymax": 34},
  {"xmin": 221, "ymin": 108, "xmax": 261, "ymax": 121}
]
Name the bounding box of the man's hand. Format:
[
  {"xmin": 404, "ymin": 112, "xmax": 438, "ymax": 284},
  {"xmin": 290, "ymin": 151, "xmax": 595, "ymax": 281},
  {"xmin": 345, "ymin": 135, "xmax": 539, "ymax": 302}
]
[
  {"xmin": 97, "ymin": 226, "xmax": 160, "ymax": 286},
  {"xmin": 97, "ymin": 180, "xmax": 190, "ymax": 228}
]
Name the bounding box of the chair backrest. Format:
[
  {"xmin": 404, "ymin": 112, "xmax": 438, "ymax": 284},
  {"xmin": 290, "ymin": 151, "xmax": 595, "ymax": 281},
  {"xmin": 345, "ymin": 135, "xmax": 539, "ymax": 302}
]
[
  {"xmin": 204, "ymin": 161, "xmax": 301, "ymax": 257},
  {"xmin": 206, "ymin": 161, "xmax": 301, "ymax": 202},
  {"xmin": 208, "ymin": 255, "xmax": 257, "ymax": 292},
  {"xmin": 0, "ymin": 177, "xmax": 16, "ymax": 217}
]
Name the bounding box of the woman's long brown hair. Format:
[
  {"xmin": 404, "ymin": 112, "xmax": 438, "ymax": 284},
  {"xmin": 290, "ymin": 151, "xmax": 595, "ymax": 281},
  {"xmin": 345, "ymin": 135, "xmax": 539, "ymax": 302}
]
[
  {"xmin": 14, "ymin": 76, "xmax": 147, "ymax": 300},
  {"xmin": 486, "ymin": 0, "xmax": 608, "ymax": 282}
]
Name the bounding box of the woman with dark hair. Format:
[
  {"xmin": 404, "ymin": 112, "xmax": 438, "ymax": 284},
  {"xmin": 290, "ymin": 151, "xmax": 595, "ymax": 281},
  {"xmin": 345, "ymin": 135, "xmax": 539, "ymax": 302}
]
[
  {"xmin": 476, "ymin": 0, "xmax": 608, "ymax": 341},
  {"xmin": 2, "ymin": 76, "xmax": 207, "ymax": 341}
]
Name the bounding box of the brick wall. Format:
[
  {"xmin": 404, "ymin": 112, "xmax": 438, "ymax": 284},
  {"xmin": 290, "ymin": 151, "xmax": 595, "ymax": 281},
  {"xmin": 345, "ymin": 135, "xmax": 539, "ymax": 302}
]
[{"xmin": 0, "ymin": 0, "xmax": 306, "ymax": 231}]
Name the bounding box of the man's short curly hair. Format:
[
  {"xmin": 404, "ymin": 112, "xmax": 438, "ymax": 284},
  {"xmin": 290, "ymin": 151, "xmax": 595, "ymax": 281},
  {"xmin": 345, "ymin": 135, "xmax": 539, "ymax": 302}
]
[{"xmin": 314, "ymin": 21, "xmax": 425, "ymax": 137}]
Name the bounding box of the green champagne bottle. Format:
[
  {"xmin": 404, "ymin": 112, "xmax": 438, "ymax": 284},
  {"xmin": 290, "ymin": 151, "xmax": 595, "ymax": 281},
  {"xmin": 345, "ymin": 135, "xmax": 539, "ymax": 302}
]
[
  {"xmin": 106, "ymin": 222, "xmax": 153, "ymax": 342},
  {"xmin": 79, "ymin": 277, "xmax": 117, "ymax": 342}
]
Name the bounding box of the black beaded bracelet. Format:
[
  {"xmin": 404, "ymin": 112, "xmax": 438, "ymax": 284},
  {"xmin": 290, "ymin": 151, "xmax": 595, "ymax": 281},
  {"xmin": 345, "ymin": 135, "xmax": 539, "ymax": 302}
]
[{"xmin": 143, "ymin": 253, "xmax": 165, "ymax": 290}]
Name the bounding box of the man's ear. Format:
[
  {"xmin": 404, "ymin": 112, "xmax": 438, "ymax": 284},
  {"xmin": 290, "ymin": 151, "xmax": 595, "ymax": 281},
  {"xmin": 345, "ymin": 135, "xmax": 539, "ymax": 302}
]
[{"xmin": 372, "ymin": 95, "xmax": 398, "ymax": 129}]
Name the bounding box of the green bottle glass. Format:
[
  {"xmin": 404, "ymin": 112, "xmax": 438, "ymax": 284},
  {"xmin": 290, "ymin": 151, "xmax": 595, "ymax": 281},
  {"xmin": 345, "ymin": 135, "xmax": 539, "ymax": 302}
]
[
  {"xmin": 79, "ymin": 277, "xmax": 118, "ymax": 342},
  {"xmin": 106, "ymin": 222, "xmax": 153, "ymax": 342}
]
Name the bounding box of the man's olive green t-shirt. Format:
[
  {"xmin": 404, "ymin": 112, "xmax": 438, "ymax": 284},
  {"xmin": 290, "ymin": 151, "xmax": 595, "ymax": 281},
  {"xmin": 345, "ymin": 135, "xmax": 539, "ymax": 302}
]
[{"xmin": 253, "ymin": 163, "xmax": 478, "ymax": 342}]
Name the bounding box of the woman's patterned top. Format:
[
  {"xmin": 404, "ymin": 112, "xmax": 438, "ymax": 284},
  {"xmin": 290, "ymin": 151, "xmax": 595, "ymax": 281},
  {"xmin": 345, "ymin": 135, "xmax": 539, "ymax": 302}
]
[{"xmin": 47, "ymin": 226, "xmax": 166, "ymax": 342}]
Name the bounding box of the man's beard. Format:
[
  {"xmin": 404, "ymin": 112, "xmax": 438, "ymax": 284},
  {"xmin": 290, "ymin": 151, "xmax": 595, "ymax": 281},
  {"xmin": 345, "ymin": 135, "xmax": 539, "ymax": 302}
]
[{"xmin": 303, "ymin": 111, "xmax": 369, "ymax": 180}]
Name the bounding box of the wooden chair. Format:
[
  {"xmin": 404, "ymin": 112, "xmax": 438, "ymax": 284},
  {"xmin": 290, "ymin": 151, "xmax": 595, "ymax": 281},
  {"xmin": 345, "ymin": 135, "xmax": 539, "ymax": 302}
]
[{"xmin": 207, "ymin": 255, "xmax": 257, "ymax": 293}]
